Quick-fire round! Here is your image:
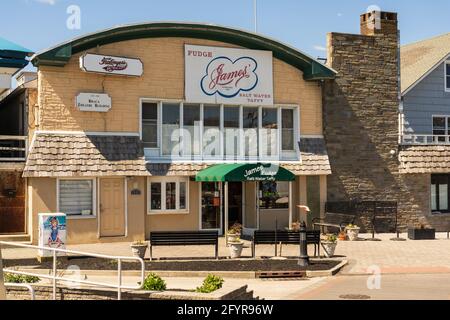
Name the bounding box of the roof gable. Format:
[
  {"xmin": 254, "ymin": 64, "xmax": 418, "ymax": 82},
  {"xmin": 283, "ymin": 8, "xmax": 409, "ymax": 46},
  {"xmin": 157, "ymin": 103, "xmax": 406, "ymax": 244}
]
[
  {"xmin": 31, "ymin": 22, "xmax": 336, "ymax": 81},
  {"xmin": 401, "ymin": 33, "xmax": 450, "ymax": 94}
]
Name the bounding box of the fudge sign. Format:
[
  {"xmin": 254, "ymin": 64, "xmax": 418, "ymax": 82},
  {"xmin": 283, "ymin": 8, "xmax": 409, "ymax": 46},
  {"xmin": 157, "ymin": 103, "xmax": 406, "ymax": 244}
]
[
  {"xmin": 185, "ymin": 45, "xmax": 273, "ymax": 105},
  {"xmin": 80, "ymin": 53, "xmax": 143, "ymax": 76}
]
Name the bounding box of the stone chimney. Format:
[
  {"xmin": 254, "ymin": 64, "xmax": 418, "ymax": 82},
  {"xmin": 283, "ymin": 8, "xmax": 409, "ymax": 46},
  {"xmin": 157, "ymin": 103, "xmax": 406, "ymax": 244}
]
[
  {"xmin": 360, "ymin": 11, "xmax": 398, "ymax": 36},
  {"xmin": 322, "ymin": 11, "xmax": 402, "ymax": 231}
]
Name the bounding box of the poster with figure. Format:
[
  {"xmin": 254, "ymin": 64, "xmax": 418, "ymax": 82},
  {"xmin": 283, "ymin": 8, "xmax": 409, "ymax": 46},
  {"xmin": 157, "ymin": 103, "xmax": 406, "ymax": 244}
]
[{"xmin": 38, "ymin": 213, "xmax": 67, "ymax": 257}]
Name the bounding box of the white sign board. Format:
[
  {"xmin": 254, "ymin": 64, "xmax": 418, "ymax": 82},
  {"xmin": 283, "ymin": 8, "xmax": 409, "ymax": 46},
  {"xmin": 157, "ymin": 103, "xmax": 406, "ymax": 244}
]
[
  {"xmin": 76, "ymin": 93, "xmax": 112, "ymax": 112},
  {"xmin": 185, "ymin": 45, "xmax": 274, "ymax": 106},
  {"xmin": 38, "ymin": 213, "xmax": 67, "ymax": 257},
  {"xmin": 80, "ymin": 53, "xmax": 143, "ymax": 76}
]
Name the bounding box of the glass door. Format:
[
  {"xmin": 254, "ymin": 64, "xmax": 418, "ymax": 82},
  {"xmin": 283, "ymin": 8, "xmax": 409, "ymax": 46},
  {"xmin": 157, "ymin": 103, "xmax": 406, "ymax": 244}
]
[
  {"xmin": 201, "ymin": 182, "xmax": 222, "ymax": 231},
  {"xmin": 222, "ymin": 182, "xmax": 243, "ymax": 233}
]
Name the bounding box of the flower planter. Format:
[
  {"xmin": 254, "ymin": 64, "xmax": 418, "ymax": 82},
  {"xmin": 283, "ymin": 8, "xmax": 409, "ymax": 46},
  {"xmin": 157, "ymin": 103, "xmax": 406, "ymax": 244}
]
[
  {"xmin": 408, "ymin": 228, "xmax": 435, "ymax": 240},
  {"xmin": 228, "ymin": 242, "xmax": 244, "ymax": 259},
  {"xmin": 321, "ymin": 242, "xmax": 337, "ymax": 258},
  {"xmin": 346, "ymin": 227, "xmax": 360, "ymax": 241},
  {"xmin": 131, "ymin": 244, "xmax": 148, "ymax": 259},
  {"xmin": 227, "ymin": 233, "xmax": 241, "ymax": 243}
]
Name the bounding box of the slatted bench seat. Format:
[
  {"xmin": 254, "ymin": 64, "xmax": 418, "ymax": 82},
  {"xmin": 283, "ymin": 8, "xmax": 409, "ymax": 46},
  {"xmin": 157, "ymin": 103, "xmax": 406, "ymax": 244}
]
[
  {"xmin": 149, "ymin": 231, "xmax": 219, "ymax": 260},
  {"xmin": 252, "ymin": 230, "xmax": 321, "ymax": 258}
]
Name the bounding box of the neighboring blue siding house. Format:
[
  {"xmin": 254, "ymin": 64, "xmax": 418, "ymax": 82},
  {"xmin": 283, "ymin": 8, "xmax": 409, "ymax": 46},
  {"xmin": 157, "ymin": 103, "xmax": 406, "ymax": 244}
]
[{"xmin": 400, "ymin": 33, "xmax": 450, "ymax": 226}]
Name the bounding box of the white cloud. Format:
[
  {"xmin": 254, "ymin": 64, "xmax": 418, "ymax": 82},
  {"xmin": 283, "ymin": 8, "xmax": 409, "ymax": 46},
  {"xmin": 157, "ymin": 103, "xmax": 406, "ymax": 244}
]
[
  {"xmin": 33, "ymin": 0, "xmax": 57, "ymax": 5},
  {"xmin": 313, "ymin": 45, "xmax": 327, "ymax": 52}
]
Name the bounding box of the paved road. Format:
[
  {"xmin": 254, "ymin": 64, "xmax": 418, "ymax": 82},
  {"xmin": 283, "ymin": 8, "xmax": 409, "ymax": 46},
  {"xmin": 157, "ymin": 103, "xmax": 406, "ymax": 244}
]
[{"xmin": 291, "ymin": 273, "xmax": 450, "ymax": 300}]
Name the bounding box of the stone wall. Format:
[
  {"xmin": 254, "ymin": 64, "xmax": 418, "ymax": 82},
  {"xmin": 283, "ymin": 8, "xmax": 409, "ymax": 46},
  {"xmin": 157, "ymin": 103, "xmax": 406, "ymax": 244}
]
[
  {"xmin": 323, "ymin": 12, "xmax": 450, "ymax": 232},
  {"xmin": 6, "ymin": 284, "xmax": 255, "ymax": 301}
]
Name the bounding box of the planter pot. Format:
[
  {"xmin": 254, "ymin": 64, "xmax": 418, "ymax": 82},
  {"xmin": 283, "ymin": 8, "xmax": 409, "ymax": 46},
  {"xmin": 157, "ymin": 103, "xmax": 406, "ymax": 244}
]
[
  {"xmin": 322, "ymin": 242, "xmax": 337, "ymax": 258},
  {"xmin": 227, "ymin": 233, "xmax": 241, "ymax": 243},
  {"xmin": 346, "ymin": 227, "xmax": 360, "ymax": 241},
  {"xmin": 131, "ymin": 244, "xmax": 148, "ymax": 259},
  {"xmin": 229, "ymin": 242, "xmax": 244, "ymax": 259},
  {"xmin": 408, "ymin": 228, "xmax": 435, "ymax": 240},
  {"xmin": 338, "ymin": 232, "xmax": 347, "ymax": 241}
]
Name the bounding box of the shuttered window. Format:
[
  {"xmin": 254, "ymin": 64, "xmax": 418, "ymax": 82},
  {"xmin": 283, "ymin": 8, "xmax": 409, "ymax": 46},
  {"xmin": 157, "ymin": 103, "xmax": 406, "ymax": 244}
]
[{"xmin": 59, "ymin": 180, "xmax": 95, "ymax": 216}]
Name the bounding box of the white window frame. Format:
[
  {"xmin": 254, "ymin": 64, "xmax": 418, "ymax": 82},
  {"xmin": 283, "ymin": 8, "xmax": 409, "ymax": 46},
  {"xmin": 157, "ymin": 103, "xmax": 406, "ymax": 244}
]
[
  {"xmin": 147, "ymin": 177, "xmax": 190, "ymax": 214},
  {"xmin": 140, "ymin": 100, "xmax": 160, "ymax": 149},
  {"xmin": 258, "ymin": 180, "xmax": 291, "ymax": 211},
  {"xmin": 139, "ymin": 98, "xmax": 300, "ymax": 162},
  {"xmin": 445, "ymin": 61, "xmax": 450, "ymax": 93},
  {"xmin": 199, "ymin": 181, "xmax": 223, "ymax": 232},
  {"xmin": 56, "ymin": 177, "xmax": 97, "ymax": 219},
  {"xmin": 432, "ymin": 115, "xmax": 449, "ymax": 135}
]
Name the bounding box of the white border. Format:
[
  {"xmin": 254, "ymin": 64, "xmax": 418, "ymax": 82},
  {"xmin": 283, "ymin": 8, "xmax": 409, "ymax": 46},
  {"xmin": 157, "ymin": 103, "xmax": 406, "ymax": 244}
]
[
  {"xmin": 138, "ymin": 98, "xmax": 300, "ymax": 162},
  {"xmin": 146, "ymin": 176, "xmax": 190, "ymax": 215},
  {"xmin": 56, "ymin": 177, "xmax": 97, "ymax": 220}
]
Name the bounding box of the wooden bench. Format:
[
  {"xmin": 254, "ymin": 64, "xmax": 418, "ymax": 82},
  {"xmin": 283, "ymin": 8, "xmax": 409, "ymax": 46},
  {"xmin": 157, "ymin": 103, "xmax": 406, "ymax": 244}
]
[
  {"xmin": 252, "ymin": 230, "xmax": 321, "ymax": 258},
  {"xmin": 312, "ymin": 212, "xmax": 357, "ymax": 233},
  {"xmin": 149, "ymin": 231, "xmax": 219, "ymax": 260}
]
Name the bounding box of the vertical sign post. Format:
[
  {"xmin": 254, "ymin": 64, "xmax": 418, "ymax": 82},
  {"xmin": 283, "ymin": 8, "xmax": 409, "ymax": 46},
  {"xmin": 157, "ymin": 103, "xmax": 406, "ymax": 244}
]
[{"xmin": 0, "ymin": 244, "xmax": 6, "ymax": 300}]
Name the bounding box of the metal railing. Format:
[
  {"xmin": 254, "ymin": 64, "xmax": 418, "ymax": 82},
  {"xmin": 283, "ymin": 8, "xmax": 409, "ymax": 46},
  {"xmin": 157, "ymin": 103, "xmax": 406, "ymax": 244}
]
[
  {"xmin": 401, "ymin": 134, "xmax": 450, "ymax": 145},
  {"xmin": 5, "ymin": 283, "xmax": 35, "ymax": 300},
  {"xmin": 0, "ymin": 135, "xmax": 28, "ymax": 161},
  {"xmin": 0, "ymin": 241, "xmax": 145, "ymax": 300}
]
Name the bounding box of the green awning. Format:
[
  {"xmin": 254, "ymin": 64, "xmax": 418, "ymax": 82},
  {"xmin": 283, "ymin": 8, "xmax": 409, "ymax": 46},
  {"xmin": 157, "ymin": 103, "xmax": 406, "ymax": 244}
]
[{"xmin": 195, "ymin": 163, "xmax": 295, "ymax": 182}]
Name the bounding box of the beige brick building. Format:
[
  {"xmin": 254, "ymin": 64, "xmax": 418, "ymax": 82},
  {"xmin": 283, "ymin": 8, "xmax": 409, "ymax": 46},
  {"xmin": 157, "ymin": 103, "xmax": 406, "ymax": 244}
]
[{"xmin": 23, "ymin": 23, "xmax": 335, "ymax": 244}]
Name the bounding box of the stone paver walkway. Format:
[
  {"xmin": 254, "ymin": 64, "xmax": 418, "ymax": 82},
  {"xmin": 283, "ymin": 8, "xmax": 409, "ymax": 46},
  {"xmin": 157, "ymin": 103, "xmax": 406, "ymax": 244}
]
[{"xmin": 2, "ymin": 233, "xmax": 450, "ymax": 275}]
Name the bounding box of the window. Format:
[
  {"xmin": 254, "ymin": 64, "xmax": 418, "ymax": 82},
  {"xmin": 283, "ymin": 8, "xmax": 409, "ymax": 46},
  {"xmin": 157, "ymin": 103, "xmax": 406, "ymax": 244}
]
[
  {"xmin": 141, "ymin": 103, "xmax": 158, "ymax": 148},
  {"xmin": 59, "ymin": 179, "xmax": 95, "ymax": 216},
  {"xmin": 224, "ymin": 106, "xmax": 240, "ymax": 159},
  {"xmin": 162, "ymin": 103, "xmax": 181, "ymax": 156},
  {"xmin": 433, "ymin": 116, "xmax": 449, "ymax": 142},
  {"xmin": 203, "ymin": 105, "xmax": 221, "ymax": 158},
  {"xmin": 259, "ymin": 181, "xmax": 289, "ymax": 209},
  {"xmin": 446, "ymin": 62, "xmax": 450, "ymax": 91},
  {"xmin": 431, "ymin": 175, "xmax": 450, "ymax": 213},
  {"xmin": 243, "ymin": 107, "xmax": 259, "ymax": 158},
  {"xmin": 148, "ymin": 178, "xmax": 189, "ymax": 213},
  {"xmin": 183, "ymin": 104, "xmax": 201, "ymax": 157},
  {"xmin": 282, "ymin": 109, "xmax": 295, "ymax": 151},
  {"xmin": 142, "ymin": 101, "xmax": 298, "ymax": 161},
  {"xmin": 201, "ymin": 182, "xmax": 221, "ymax": 229},
  {"xmin": 261, "ymin": 108, "xmax": 278, "ymax": 157}
]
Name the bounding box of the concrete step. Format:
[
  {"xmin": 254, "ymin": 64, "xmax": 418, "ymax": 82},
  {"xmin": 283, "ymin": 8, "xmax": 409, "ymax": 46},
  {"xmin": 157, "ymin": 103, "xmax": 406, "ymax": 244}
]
[{"xmin": 0, "ymin": 234, "xmax": 31, "ymax": 243}]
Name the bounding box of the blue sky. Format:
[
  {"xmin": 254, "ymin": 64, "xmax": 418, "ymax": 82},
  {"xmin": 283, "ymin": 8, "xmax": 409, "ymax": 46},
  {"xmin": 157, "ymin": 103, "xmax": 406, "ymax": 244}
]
[{"xmin": 2, "ymin": 0, "xmax": 450, "ymax": 58}]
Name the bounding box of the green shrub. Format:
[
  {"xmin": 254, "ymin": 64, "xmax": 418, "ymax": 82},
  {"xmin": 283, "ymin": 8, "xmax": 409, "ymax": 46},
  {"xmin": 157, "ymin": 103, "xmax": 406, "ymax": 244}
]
[
  {"xmin": 4, "ymin": 273, "xmax": 40, "ymax": 284},
  {"xmin": 195, "ymin": 275, "xmax": 224, "ymax": 293},
  {"xmin": 142, "ymin": 273, "xmax": 167, "ymax": 291}
]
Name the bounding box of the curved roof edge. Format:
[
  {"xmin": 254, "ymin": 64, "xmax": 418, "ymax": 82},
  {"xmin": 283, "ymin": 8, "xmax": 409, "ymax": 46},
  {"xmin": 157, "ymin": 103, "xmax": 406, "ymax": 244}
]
[{"xmin": 31, "ymin": 22, "xmax": 336, "ymax": 81}]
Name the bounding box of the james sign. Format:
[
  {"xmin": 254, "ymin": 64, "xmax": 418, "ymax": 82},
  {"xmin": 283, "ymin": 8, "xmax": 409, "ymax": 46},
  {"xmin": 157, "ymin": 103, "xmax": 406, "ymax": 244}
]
[{"xmin": 185, "ymin": 45, "xmax": 273, "ymax": 105}]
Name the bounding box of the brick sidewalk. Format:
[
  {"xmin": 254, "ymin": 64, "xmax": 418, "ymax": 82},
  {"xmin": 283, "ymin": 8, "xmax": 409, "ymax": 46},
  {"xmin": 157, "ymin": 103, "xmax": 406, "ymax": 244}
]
[{"xmin": 2, "ymin": 233, "xmax": 450, "ymax": 275}]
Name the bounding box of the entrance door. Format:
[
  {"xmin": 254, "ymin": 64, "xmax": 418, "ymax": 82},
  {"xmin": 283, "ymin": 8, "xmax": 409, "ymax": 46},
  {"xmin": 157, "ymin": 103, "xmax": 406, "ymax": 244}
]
[
  {"xmin": 222, "ymin": 182, "xmax": 243, "ymax": 233},
  {"xmin": 100, "ymin": 178, "xmax": 126, "ymax": 237}
]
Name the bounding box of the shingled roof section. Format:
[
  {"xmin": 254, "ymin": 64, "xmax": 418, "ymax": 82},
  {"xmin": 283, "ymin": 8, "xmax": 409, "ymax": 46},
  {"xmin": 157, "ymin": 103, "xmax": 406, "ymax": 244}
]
[
  {"xmin": 401, "ymin": 32, "xmax": 450, "ymax": 94},
  {"xmin": 23, "ymin": 133, "xmax": 331, "ymax": 177},
  {"xmin": 399, "ymin": 145, "xmax": 450, "ymax": 174},
  {"xmin": 282, "ymin": 138, "xmax": 331, "ymax": 175},
  {"xmin": 23, "ymin": 133, "xmax": 147, "ymax": 177}
]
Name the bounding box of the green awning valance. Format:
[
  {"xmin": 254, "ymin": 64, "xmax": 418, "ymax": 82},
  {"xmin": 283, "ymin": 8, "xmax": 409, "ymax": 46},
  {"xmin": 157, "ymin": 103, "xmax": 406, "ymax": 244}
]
[{"xmin": 195, "ymin": 163, "xmax": 295, "ymax": 182}]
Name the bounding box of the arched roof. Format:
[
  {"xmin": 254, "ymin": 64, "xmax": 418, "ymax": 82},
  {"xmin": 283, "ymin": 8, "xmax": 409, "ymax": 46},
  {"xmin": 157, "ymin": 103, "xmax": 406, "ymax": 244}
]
[{"xmin": 31, "ymin": 22, "xmax": 336, "ymax": 81}]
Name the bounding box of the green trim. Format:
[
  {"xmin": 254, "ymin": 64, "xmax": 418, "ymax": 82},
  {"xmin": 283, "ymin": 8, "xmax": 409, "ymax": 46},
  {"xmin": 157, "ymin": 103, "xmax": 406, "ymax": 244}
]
[
  {"xmin": 195, "ymin": 163, "xmax": 296, "ymax": 182},
  {"xmin": 31, "ymin": 23, "xmax": 336, "ymax": 80}
]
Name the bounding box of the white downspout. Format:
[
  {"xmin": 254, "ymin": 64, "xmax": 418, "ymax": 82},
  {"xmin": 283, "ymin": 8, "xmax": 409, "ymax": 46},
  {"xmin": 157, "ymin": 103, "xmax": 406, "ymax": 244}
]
[{"xmin": 0, "ymin": 245, "xmax": 6, "ymax": 300}]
